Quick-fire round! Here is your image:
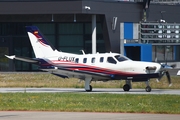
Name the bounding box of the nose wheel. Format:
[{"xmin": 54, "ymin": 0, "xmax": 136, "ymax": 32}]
[{"xmin": 145, "ymin": 80, "xmax": 151, "ymax": 92}]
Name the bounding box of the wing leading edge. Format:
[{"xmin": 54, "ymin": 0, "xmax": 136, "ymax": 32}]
[{"xmin": 5, "ymin": 55, "xmax": 38, "ymax": 63}]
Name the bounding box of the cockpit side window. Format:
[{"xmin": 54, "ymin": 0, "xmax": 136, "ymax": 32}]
[
  {"xmin": 107, "ymin": 57, "xmax": 117, "ymax": 64},
  {"xmin": 115, "ymin": 55, "xmax": 129, "ymax": 62}
]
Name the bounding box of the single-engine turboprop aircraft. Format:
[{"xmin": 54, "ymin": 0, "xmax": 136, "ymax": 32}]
[{"xmin": 5, "ymin": 26, "xmax": 175, "ymax": 92}]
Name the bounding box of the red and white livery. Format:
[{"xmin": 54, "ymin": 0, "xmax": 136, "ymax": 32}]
[{"xmin": 6, "ymin": 26, "xmax": 174, "ymax": 92}]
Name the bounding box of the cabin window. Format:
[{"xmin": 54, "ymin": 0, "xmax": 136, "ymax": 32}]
[
  {"xmin": 75, "ymin": 58, "xmax": 79, "ymax": 63},
  {"xmin": 107, "ymin": 57, "xmax": 117, "ymax": 64},
  {"xmin": 100, "ymin": 57, "xmax": 104, "ymax": 63},
  {"xmin": 91, "ymin": 57, "xmax": 95, "ymax": 63},
  {"xmin": 83, "ymin": 58, "xmax": 87, "ymax": 63}
]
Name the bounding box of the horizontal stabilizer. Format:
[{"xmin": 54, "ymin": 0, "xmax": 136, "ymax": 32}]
[{"xmin": 5, "ymin": 55, "xmax": 38, "ymax": 63}]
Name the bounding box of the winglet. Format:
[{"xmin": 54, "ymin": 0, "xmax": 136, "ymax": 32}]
[{"xmin": 5, "ymin": 55, "xmax": 15, "ymax": 59}]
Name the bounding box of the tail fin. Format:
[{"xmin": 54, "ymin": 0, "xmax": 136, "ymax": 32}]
[{"xmin": 26, "ymin": 26, "xmax": 57, "ymax": 58}]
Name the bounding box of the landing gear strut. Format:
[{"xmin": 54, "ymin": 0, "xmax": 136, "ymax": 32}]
[
  {"xmin": 85, "ymin": 77, "xmax": 92, "ymax": 92},
  {"xmin": 145, "ymin": 80, "xmax": 151, "ymax": 92}
]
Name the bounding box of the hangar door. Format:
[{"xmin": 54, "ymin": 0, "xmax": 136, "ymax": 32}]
[
  {"xmin": 124, "ymin": 44, "xmax": 152, "ymax": 62},
  {"xmin": 124, "ymin": 46, "xmax": 141, "ymax": 61}
]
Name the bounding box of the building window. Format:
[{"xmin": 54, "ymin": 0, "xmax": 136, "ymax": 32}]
[
  {"xmin": 152, "ymin": 45, "xmax": 178, "ymax": 61},
  {"xmin": 58, "ymin": 23, "xmax": 83, "ymax": 54},
  {"xmin": 84, "ymin": 23, "xmax": 105, "ymax": 53},
  {"xmin": 33, "ymin": 23, "xmax": 55, "ymax": 45},
  {"xmin": 140, "ymin": 23, "xmax": 180, "ymax": 43}
]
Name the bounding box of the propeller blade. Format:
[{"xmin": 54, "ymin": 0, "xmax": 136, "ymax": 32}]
[
  {"xmin": 157, "ymin": 71, "xmax": 165, "ymax": 82},
  {"xmin": 165, "ymin": 71, "xmax": 172, "ymax": 86},
  {"xmin": 170, "ymin": 64, "xmax": 176, "ymax": 68}
]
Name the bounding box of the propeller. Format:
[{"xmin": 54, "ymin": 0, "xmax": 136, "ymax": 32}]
[
  {"xmin": 165, "ymin": 71, "xmax": 172, "ymax": 86},
  {"xmin": 156, "ymin": 62, "xmax": 175, "ymax": 87},
  {"xmin": 155, "ymin": 46, "xmax": 176, "ymax": 86},
  {"xmin": 157, "ymin": 70, "xmax": 172, "ymax": 86},
  {"xmin": 170, "ymin": 64, "xmax": 176, "ymax": 68}
]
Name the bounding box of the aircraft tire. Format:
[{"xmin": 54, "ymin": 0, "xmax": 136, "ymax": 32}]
[
  {"xmin": 123, "ymin": 84, "xmax": 130, "ymax": 91},
  {"xmin": 86, "ymin": 85, "xmax": 92, "ymax": 92},
  {"xmin": 145, "ymin": 86, "xmax": 151, "ymax": 92}
]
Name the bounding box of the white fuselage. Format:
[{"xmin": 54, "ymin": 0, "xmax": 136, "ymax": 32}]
[{"xmin": 45, "ymin": 52, "xmax": 161, "ymax": 75}]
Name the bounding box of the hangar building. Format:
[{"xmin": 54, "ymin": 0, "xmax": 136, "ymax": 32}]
[{"xmin": 0, "ymin": 0, "xmax": 180, "ymax": 71}]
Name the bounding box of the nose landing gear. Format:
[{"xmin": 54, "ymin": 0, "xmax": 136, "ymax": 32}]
[
  {"xmin": 145, "ymin": 80, "xmax": 151, "ymax": 92},
  {"xmin": 145, "ymin": 86, "xmax": 151, "ymax": 92},
  {"xmin": 122, "ymin": 80, "xmax": 152, "ymax": 92}
]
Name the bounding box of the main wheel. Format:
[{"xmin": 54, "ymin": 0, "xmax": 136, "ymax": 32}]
[
  {"xmin": 86, "ymin": 85, "xmax": 92, "ymax": 92},
  {"xmin": 145, "ymin": 86, "xmax": 151, "ymax": 92},
  {"xmin": 123, "ymin": 84, "xmax": 130, "ymax": 91}
]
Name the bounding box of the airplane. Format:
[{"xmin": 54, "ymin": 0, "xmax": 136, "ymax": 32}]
[{"xmin": 5, "ymin": 26, "xmax": 175, "ymax": 92}]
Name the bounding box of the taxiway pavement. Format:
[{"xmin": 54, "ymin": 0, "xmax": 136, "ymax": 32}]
[
  {"xmin": 0, "ymin": 111, "xmax": 180, "ymax": 120},
  {"xmin": 0, "ymin": 88, "xmax": 180, "ymax": 95}
]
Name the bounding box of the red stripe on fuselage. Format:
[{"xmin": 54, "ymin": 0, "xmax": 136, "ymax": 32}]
[{"xmin": 49, "ymin": 60, "xmax": 138, "ymax": 76}]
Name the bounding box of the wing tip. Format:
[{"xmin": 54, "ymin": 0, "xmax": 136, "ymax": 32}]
[{"xmin": 5, "ymin": 55, "xmax": 15, "ymax": 59}]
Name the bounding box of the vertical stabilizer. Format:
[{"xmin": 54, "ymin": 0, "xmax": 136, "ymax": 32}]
[{"xmin": 26, "ymin": 26, "xmax": 56, "ymax": 58}]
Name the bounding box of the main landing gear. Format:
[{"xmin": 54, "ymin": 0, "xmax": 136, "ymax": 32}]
[
  {"xmin": 123, "ymin": 84, "xmax": 130, "ymax": 91},
  {"xmin": 86, "ymin": 85, "xmax": 92, "ymax": 92},
  {"xmin": 123, "ymin": 80, "xmax": 132, "ymax": 91},
  {"xmin": 122, "ymin": 80, "xmax": 152, "ymax": 92},
  {"xmin": 85, "ymin": 77, "xmax": 92, "ymax": 92},
  {"xmin": 84, "ymin": 78, "xmax": 152, "ymax": 92}
]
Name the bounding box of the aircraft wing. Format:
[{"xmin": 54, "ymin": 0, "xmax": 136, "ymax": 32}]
[
  {"xmin": 45, "ymin": 67, "xmax": 111, "ymax": 80},
  {"xmin": 5, "ymin": 55, "xmax": 39, "ymax": 63}
]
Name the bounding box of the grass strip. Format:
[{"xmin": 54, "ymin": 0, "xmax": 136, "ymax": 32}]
[
  {"xmin": 0, "ymin": 93, "xmax": 180, "ymax": 114},
  {"xmin": 0, "ymin": 73, "xmax": 180, "ymax": 89}
]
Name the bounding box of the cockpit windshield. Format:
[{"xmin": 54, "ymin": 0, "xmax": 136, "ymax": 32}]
[{"xmin": 114, "ymin": 55, "xmax": 130, "ymax": 62}]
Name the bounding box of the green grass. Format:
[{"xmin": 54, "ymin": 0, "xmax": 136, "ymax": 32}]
[
  {"xmin": 0, "ymin": 93, "xmax": 180, "ymax": 114},
  {"xmin": 0, "ymin": 72, "xmax": 180, "ymax": 89},
  {"xmin": 0, "ymin": 73, "xmax": 180, "ymax": 113}
]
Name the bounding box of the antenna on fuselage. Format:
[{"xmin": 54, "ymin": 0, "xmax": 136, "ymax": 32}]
[{"xmin": 80, "ymin": 50, "xmax": 85, "ymax": 55}]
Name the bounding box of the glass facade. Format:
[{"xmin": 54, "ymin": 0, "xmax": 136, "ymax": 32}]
[
  {"xmin": 140, "ymin": 23, "xmax": 180, "ymax": 43},
  {"xmin": 0, "ymin": 47, "xmax": 9, "ymax": 71},
  {"xmin": 58, "ymin": 23, "xmax": 84, "ymax": 54},
  {"xmin": 140, "ymin": 22, "xmax": 180, "ymax": 62},
  {"xmin": 0, "ymin": 22, "xmax": 105, "ymax": 71}
]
